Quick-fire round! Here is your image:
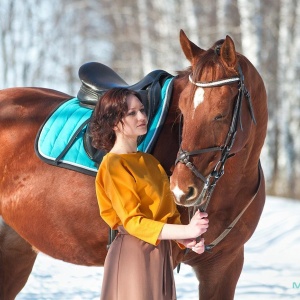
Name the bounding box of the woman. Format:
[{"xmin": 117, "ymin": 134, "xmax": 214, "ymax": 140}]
[{"xmin": 90, "ymin": 88, "xmax": 209, "ymax": 300}]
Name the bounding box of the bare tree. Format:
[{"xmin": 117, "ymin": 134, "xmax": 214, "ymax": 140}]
[
  {"xmin": 137, "ymin": 0, "xmax": 153, "ymax": 74},
  {"xmin": 237, "ymin": 0, "xmax": 262, "ymax": 67},
  {"xmin": 275, "ymin": 0, "xmax": 300, "ymax": 197},
  {"xmin": 0, "ymin": 0, "xmax": 14, "ymax": 87}
]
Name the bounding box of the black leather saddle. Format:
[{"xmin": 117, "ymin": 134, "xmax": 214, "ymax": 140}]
[
  {"xmin": 76, "ymin": 62, "xmax": 174, "ymax": 163},
  {"xmin": 77, "ymin": 62, "xmax": 171, "ymax": 111}
]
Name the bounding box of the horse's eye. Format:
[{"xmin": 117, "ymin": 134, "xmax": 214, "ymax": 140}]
[{"xmin": 214, "ymin": 114, "xmax": 224, "ymax": 121}]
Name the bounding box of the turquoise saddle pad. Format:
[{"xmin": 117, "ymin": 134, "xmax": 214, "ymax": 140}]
[
  {"xmin": 35, "ymin": 77, "xmax": 174, "ymax": 176},
  {"xmin": 35, "ymin": 98, "xmax": 96, "ymax": 173}
]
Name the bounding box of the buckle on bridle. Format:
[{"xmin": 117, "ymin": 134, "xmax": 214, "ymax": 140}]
[{"xmin": 176, "ymin": 149, "xmax": 190, "ymax": 165}]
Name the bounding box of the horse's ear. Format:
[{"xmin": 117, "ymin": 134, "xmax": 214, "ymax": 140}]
[
  {"xmin": 220, "ymin": 35, "xmax": 237, "ymax": 68},
  {"xmin": 179, "ymin": 29, "xmax": 204, "ymax": 64}
]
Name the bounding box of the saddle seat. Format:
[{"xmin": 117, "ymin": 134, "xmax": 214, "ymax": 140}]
[{"xmin": 77, "ymin": 62, "xmax": 170, "ymax": 110}]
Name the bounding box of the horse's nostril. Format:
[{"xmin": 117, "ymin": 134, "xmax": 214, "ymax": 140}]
[{"xmin": 186, "ymin": 186, "xmax": 196, "ymax": 200}]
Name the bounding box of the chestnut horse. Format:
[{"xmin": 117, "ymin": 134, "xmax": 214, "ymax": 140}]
[{"xmin": 0, "ymin": 30, "xmax": 267, "ymax": 299}]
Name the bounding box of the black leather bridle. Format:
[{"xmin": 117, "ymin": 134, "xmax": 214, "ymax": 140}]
[{"xmin": 175, "ymin": 65, "xmax": 257, "ymax": 212}]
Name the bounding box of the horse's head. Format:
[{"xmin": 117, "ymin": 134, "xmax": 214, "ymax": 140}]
[{"xmin": 170, "ymin": 30, "xmax": 267, "ymax": 208}]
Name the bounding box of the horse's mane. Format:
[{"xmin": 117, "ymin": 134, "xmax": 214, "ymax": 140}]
[{"xmin": 176, "ymin": 67, "xmax": 191, "ymax": 78}]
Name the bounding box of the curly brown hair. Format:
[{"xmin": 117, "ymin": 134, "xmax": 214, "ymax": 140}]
[{"xmin": 89, "ymin": 88, "xmax": 143, "ymax": 151}]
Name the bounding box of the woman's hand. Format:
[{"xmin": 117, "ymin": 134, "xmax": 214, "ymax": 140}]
[
  {"xmin": 178, "ymin": 238, "xmax": 206, "ymax": 254},
  {"xmin": 158, "ymin": 210, "xmax": 209, "ymax": 241},
  {"xmin": 186, "ymin": 210, "xmax": 209, "ymax": 238},
  {"xmin": 191, "ymin": 238, "xmax": 205, "ymax": 254}
]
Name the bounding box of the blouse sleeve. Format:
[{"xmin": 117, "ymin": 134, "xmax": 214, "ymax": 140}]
[{"xmin": 100, "ymin": 158, "xmax": 165, "ymax": 246}]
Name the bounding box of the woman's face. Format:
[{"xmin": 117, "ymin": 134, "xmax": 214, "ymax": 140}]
[{"xmin": 115, "ymin": 94, "xmax": 148, "ymax": 138}]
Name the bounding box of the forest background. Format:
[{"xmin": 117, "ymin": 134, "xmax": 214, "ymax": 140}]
[{"xmin": 1, "ymin": 0, "xmax": 299, "ymax": 199}]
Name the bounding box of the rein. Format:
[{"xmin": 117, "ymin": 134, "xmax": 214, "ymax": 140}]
[
  {"xmin": 204, "ymin": 162, "xmax": 263, "ymax": 251},
  {"xmin": 177, "ymin": 64, "xmax": 258, "ymax": 252}
]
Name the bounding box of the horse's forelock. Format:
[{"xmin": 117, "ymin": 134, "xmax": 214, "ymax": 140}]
[
  {"xmin": 212, "ymin": 39, "xmax": 225, "ymax": 49},
  {"xmin": 193, "ymin": 49, "xmax": 225, "ymax": 83}
]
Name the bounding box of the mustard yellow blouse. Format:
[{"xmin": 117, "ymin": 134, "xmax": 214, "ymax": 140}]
[{"xmin": 95, "ymin": 152, "xmax": 182, "ymax": 246}]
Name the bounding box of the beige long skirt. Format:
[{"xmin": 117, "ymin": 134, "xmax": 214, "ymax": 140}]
[{"xmin": 100, "ymin": 227, "xmax": 176, "ymax": 300}]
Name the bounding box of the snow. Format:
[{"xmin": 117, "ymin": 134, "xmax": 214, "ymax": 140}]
[{"xmin": 16, "ymin": 196, "xmax": 300, "ymax": 299}]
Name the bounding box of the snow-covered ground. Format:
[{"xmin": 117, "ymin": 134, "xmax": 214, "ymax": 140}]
[{"xmin": 16, "ymin": 196, "xmax": 300, "ymax": 299}]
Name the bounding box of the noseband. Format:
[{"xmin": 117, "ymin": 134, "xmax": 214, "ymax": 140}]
[{"xmin": 176, "ymin": 65, "xmax": 256, "ymax": 211}]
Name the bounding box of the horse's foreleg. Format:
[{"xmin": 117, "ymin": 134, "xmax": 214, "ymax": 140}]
[
  {"xmin": 193, "ymin": 247, "xmax": 244, "ymax": 300},
  {"xmin": 0, "ymin": 218, "xmax": 37, "ymax": 300}
]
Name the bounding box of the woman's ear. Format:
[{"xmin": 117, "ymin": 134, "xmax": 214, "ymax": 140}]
[{"xmin": 113, "ymin": 122, "xmax": 121, "ymax": 132}]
